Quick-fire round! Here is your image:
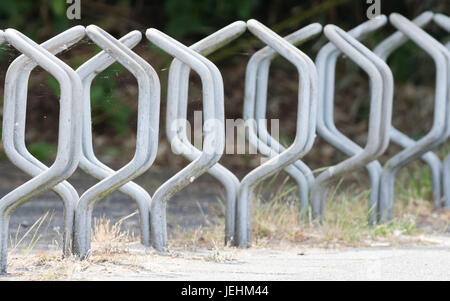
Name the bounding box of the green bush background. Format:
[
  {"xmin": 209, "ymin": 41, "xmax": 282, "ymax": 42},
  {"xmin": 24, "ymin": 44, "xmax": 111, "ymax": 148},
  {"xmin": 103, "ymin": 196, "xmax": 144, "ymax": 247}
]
[{"xmin": 0, "ymin": 0, "xmax": 447, "ymax": 168}]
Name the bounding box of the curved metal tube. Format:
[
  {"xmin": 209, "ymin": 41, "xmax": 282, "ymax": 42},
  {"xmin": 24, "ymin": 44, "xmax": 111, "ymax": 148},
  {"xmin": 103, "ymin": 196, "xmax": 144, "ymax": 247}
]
[
  {"xmin": 314, "ymin": 17, "xmax": 388, "ymax": 224},
  {"xmin": 378, "ymin": 13, "xmax": 449, "ymax": 222},
  {"xmin": 374, "ymin": 12, "xmax": 444, "ymax": 210},
  {"xmin": 253, "ymin": 23, "xmax": 322, "ymax": 213},
  {"xmin": 146, "ymin": 28, "xmax": 225, "ymax": 252},
  {"xmin": 311, "ymin": 24, "xmax": 393, "ymax": 223},
  {"xmin": 168, "ymin": 21, "xmax": 245, "ymax": 245},
  {"xmin": 236, "ymin": 19, "xmax": 316, "ymax": 248},
  {"xmin": 4, "ymin": 26, "xmax": 84, "ymax": 257},
  {"xmin": 433, "ymin": 13, "xmax": 450, "ymax": 209},
  {"xmin": 73, "ymin": 25, "xmax": 160, "ymax": 258},
  {"xmin": 0, "ymin": 29, "xmax": 82, "ymax": 273},
  {"xmin": 76, "ymin": 31, "xmax": 153, "ymax": 248},
  {"xmin": 434, "ymin": 13, "xmax": 450, "ymax": 32}
]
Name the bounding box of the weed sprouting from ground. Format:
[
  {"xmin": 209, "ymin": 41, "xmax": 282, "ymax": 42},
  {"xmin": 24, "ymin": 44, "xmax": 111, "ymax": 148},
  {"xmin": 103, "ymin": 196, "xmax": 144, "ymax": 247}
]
[
  {"xmin": 90, "ymin": 211, "xmax": 137, "ymax": 255},
  {"xmin": 10, "ymin": 211, "xmax": 54, "ymax": 256}
]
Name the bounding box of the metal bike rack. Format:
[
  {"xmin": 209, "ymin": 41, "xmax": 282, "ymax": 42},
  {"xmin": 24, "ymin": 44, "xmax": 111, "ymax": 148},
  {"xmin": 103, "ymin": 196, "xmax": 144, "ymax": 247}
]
[
  {"xmin": 166, "ymin": 21, "xmax": 245, "ymax": 245},
  {"xmin": 313, "ymin": 16, "xmax": 388, "ymax": 224},
  {"xmin": 3, "ymin": 26, "xmax": 85, "ymax": 259},
  {"xmin": 378, "ymin": 14, "xmax": 449, "ymax": 222},
  {"xmin": 76, "ymin": 31, "xmax": 153, "ymax": 249},
  {"xmin": 237, "ymin": 19, "xmax": 317, "ymax": 248},
  {"xmin": 317, "ymin": 17, "xmax": 389, "ymax": 224},
  {"xmin": 252, "ymin": 23, "xmax": 322, "ymax": 214},
  {"xmin": 146, "ymin": 28, "xmax": 225, "ymax": 252},
  {"xmin": 316, "ymin": 15, "xmax": 387, "ymax": 225},
  {"xmin": 0, "ymin": 29, "xmax": 82, "ymax": 273},
  {"xmin": 433, "ymin": 13, "xmax": 450, "ymax": 209},
  {"xmin": 320, "ymin": 18, "xmax": 390, "ymax": 225},
  {"xmin": 374, "ymin": 12, "xmax": 445, "ymax": 211},
  {"xmin": 73, "ymin": 25, "xmax": 161, "ymax": 258},
  {"xmin": 311, "ymin": 24, "xmax": 394, "ymax": 223},
  {"xmin": 312, "ymin": 18, "xmax": 392, "ymax": 223}
]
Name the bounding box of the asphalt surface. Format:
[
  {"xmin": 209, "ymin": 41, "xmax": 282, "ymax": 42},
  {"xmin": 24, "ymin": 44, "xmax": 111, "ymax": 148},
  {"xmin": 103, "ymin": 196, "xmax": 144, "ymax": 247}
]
[{"xmin": 128, "ymin": 239, "xmax": 450, "ymax": 281}]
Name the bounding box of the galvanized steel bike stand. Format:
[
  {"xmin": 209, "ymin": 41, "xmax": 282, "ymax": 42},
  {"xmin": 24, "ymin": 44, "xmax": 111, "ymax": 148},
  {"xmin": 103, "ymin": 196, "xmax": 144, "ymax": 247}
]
[
  {"xmin": 72, "ymin": 25, "xmax": 160, "ymax": 258},
  {"xmin": 237, "ymin": 19, "xmax": 318, "ymax": 248},
  {"xmin": 314, "ymin": 16, "xmax": 388, "ymax": 224},
  {"xmin": 167, "ymin": 21, "xmax": 245, "ymax": 245},
  {"xmin": 146, "ymin": 29, "xmax": 225, "ymax": 252},
  {"xmin": 374, "ymin": 12, "xmax": 445, "ymax": 211},
  {"xmin": 76, "ymin": 31, "xmax": 153, "ymax": 248},
  {"xmin": 0, "ymin": 29, "xmax": 82, "ymax": 273},
  {"xmin": 433, "ymin": 13, "xmax": 450, "ymax": 209},
  {"xmin": 311, "ymin": 24, "xmax": 394, "ymax": 223},
  {"xmin": 253, "ymin": 23, "xmax": 322, "ymax": 215},
  {"xmin": 378, "ymin": 14, "xmax": 449, "ymax": 222},
  {"xmin": 3, "ymin": 26, "xmax": 85, "ymax": 258}
]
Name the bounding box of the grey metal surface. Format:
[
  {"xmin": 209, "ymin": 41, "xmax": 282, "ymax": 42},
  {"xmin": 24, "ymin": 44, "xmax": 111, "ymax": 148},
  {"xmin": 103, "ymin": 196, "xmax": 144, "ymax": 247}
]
[
  {"xmin": 311, "ymin": 23, "xmax": 394, "ymax": 223},
  {"xmin": 314, "ymin": 17, "xmax": 388, "ymax": 224},
  {"xmin": 253, "ymin": 24, "xmax": 322, "ymax": 214},
  {"xmin": 237, "ymin": 19, "xmax": 318, "ymax": 248},
  {"xmin": 73, "ymin": 25, "xmax": 161, "ymax": 258},
  {"xmin": 378, "ymin": 14, "xmax": 449, "ymax": 222},
  {"xmin": 166, "ymin": 21, "xmax": 245, "ymax": 245},
  {"xmin": 146, "ymin": 28, "xmax": 225, "ymax": 252},
  {"xmin": 0, "ymin": 29, "xmax": 82, "ymax": 273}
]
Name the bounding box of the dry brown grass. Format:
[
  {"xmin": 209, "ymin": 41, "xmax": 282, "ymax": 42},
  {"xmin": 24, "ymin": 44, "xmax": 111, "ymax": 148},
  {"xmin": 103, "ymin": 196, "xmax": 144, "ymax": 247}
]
[
  {"xmin": 3, "ymin": 164, "xmax": 449, "ymax": 280},
  {"xmin": 90, "ymin": 212, "xmax": 137, "ymax": 256},
  {"xmin": 170, "ymin": 167, "xmax": 448, "ymax": 250}
]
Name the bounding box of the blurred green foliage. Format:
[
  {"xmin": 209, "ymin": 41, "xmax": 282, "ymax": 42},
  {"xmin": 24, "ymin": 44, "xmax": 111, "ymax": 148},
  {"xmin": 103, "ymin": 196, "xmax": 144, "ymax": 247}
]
[
  {"xmin": 165, "ymin": 0, "xmax": 259, "ymax": 37},
  {"xmin": 90, "ymin": 65, "xmax": 132, "ymax": 136},
  {"xmin": 0, "ymin": 0, "xmax": 447, "ymax": 163},
  {"xmin": 28, "ymin": 142, "xmax": 57, "ymax": 162}
]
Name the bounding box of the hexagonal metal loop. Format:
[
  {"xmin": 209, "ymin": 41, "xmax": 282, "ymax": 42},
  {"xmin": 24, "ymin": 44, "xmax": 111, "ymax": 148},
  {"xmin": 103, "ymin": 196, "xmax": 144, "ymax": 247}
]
[
  {"xmin": 310, "ymin": 24, "xmax": 394, "ymax": 224},
  {"xmin": 0, "ymin": 28, "xmax": 83, "ymax": 273},
  {"xmin": 4, "ymin": 26, "xmax": 85, "ymax": 259},
  {"xmin": 166, "ymin": 21, "xmax": 245, "ymax": 245},
  {"xmin": 252, "ymin": 23, "xmax": 322, "ymax": 215},
  {"xmin": 377, "ymin": 14, "xmax": 449, "ymax": 222},
  {"xmin": 75, "ymin": 30, "xmax": 153, "ymax": 250},
  {"xmin": 146, "ymin": 28, "xmax": 225, "ymax": 252},
  {"xmin": 72, "ymin": 25, "xmax": 161, "ymax": 258},
  {"xmin": 236, "ymin": 19, "xmax": 318, "ymax": 248},
  {"xmin": 314, "ymin": 17, "xmax": 388, "ymax": 225},
  {"xmin": 374, "ymin": 12, "xmax": 444, "ymax": 212}
]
